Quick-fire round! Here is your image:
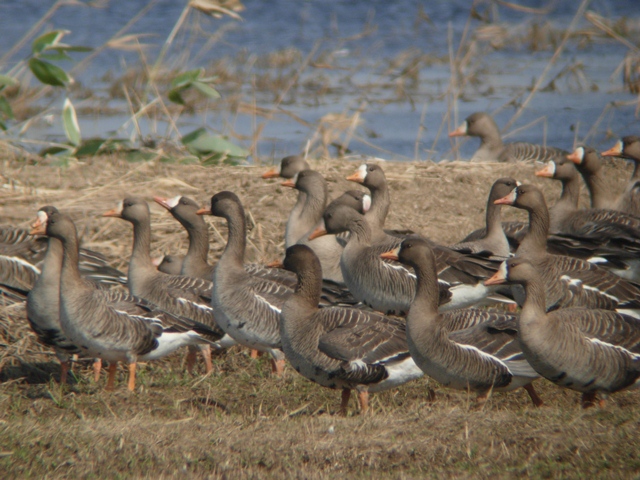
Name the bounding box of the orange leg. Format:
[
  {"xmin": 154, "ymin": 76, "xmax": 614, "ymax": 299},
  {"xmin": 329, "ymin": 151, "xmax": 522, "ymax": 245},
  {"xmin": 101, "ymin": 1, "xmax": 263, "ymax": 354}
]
[
  {"xmin": 271, "ymin": 358, "xmax": 286, "ymax": 376},
  {"xmin": 524, "ymin": 383, "xmax": 544, "ymax": 407},
  {"xmin": 476, "ymin": 391, "xmax": 489, "ymax": 406},
  {"xmin": 127, "ymin": 362, "xmax": 136, "ymax": 392},
  {"xmin": 357, "ymin": 390, "xmax": 370, "ymax": 414},
  {"xmin": 93, "ymin": 358, "xmax": 102, "ymax": 382},
  {"xmin": 250, "ymin": 349, "xmax": 261, "ymax": 359},
  {"xmin": 59, "ymin": 360, "xmax": 70, "ymax": 385},
  {"xmin": 340, "ymin": 388, "xmax": 351, "ymax": 416},
  {"xmin": 106, "ymin": 362, "xmax": 118, "ymax": 391},
  {"xmin": 200, "ymin": 344, "xmax": 213, "ymax": 373}
]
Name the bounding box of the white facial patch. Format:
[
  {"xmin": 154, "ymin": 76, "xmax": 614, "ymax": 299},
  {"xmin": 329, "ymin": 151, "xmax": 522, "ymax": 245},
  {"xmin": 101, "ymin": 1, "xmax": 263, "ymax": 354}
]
[
  {"xmin": 357, "ymin": 164, "xmax": 368, "ymax": 181},
  {"xmin": 166, "ymin": 196, "xmax": 181, "ymax": 209},
  {"xmin": 546, "ymin": 161, "xmax": 556, "ymax": 176},
  {"xmin": 362, "ymin": 194, "xmax": 372, "ymax": 212},
  {"xmin": 37, "ymin": 211, "xmax": 48, "ymax": 226},
  {"xmin": 459, "ymin": 120, "xmax": 468, "ymax": 134},
  {"xmin": 575, "ymin": 146, "xmax": 585, "ymax": 163},
  {"xmin": 498, "ymin": 260, "xmax": 508, "ymax": 280}
]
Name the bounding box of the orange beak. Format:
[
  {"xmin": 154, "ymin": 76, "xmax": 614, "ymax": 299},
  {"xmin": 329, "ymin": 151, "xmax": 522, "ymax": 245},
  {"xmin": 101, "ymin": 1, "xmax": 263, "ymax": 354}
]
[
  {"xmin": 380, "ymin": 246, "xmax": 400, "ymax": 261},
  {"xmin": 346, "ymin": 171, "xmax": 365, "ymax": 183},
  {"xmin": 494, "ymin": 189, "xmax": 517, "ymax": 205},
  {"xmin": 102, "ymin": 206, "xmax": 122, "ymax": 218},
  {"xmin": 29, "ymin": 216, "xmax": 46, "ymax": 235},
  {"xmin": 196, "ymin": 206, "xmax": 211, "ymax": 215},
  {"xmin": 448, "ymin": 121, "xmax": 467, "ymax": 138},
  {"xmin": 601, "ymin": 141, "xmax": 622, "ymax": 157},
  {"xmin": 308, "ymin": 227, "xmax": 328, "ymax": 241},
  {"xmin": 261, "ymin": 167, "xmax": 280, "ymax": 179},
  {"xmin": 281, "ymin": 179, "xmax": 296, "ymax": 188},
  {"xmin": 534, "ymin": 162, "xmax": 555, "ymax": 178},
  {"xmin": 266, "ymin": 259, "xmax": 284, "ymax": 268},
  {"xmin": 566, "ymin": 148, "xmax": 583, "ymax": 164},
  {"xmin": 153, "ymin": 196, "xmax": 172, "ymax": 210},
  {"xmin": 484, "ymin": 263, "xmax": 507, "ymax": 286}
]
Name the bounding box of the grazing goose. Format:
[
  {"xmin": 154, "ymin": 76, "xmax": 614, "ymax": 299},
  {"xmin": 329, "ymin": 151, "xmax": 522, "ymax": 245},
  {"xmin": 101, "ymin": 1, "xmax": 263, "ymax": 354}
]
[
  {"xmin": 197, "ymin": 191, "xmax": 291, "ymax": 374},
  {"xmin": 153, "ymin": 254, "xmax": 185, "ymax": 275},
  {"xmin": 449, "ymin": 177, "xmax": 519, "ymax": 260},
  {"xmin": 103, "ymin": 197, "xmax": 234, "ymax": 373},
  {"xmin": 311, "ymin": 204, "xmax": 500, "ymax": 314},
  {"xmin": 495, "ymin": 184, "xmax": 640, "ymax": 316},
  {"xmin": 0, "ymin": 225, "xmax": 126, "ymax": 287},
  {"xmin": 448, "ymin": 112, "xmax": 568, "ymax": 163},
  {"xmin": 601, "ymin": 136, "xmax": 640, "ymax": 217},
  {"xmin": 567, "ymin": 146, "xmax": 620, "ymax": 210},
  {"xmin": 260, "ymin": 154, "xmax": 310, "ymax": 180},
  {"xmin": 383, "ymin": 238, "xmax": 541, "ymax": 406},
  {"xmin": 486, "ymin": 256, "xmax": 640, "ymax": 407},
  {"xmin": 32, "ymin": 211, "xmax": 219, "ymax": 391},
  {"xmin": 281, "ymin": 170, "xmax": 348, "ymax": 284},
  {"xmin": 280, "ymin": 244, "xmax": 423, "ymax": 415}
]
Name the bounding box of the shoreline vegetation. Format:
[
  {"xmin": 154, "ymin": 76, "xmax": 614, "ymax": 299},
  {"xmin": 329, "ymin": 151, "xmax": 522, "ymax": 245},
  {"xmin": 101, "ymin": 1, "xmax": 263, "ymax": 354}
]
[
  {"xmin": 0, "ymin": 1, "xmax": 638, "ymax": 163},
  {"xmin": 1, "ymin": 1, "xmax": 640, "ymax": 477}
]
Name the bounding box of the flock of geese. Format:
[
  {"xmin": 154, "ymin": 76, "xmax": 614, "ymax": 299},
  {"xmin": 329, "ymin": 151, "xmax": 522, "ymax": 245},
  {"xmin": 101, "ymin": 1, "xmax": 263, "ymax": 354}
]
[{"xmin": 2, "ymin": 111, "xmax": 640, "ymax": 415}]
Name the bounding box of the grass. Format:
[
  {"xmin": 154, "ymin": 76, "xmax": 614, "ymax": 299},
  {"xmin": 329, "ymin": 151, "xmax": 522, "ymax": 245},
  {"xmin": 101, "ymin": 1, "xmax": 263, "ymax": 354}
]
[{"xmin": 1, "ymin": 153, "xmax": 640, "ymax": 478}]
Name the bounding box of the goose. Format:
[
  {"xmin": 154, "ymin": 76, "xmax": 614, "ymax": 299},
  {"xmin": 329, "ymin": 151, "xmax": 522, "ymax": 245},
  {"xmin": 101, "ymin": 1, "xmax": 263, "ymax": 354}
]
[
  {"xmin": 280, "ymin": 170, "xmax": 348, "ymax": 284},
  {"xmin": 260, "ymin": 155, "xmax": 310, "ymax": 180},
  {"xmin": 102, "ymin": 197, "xmax": 235, "ymax": 373},
  {"xmin": 448, "ymin": 112, "xmax": 568, "ymax": 163},
  {"xmin": 153, "ymin": 254, "xmax": 185, "ymax": 275},
  {"xmin": 382, "ymin": 238, "xmax": 542, "ymax": 406},
  {"xmin": 197, "ymin": 191, "xmax": 291, "ymax": 374},
  {"xmin": 535, "ymin": 158, "xmax": 640, "ymax": 281},
  {"xmin": 280, "ymin": 244, "xmax": 423, "ymax": 415},
  {"xmin": 566, "ymin": 146, "xmax": 620, "ymax": 210},
  {"xmin": 0, "ymin": 225, "xmax": 126, "ymax": 287},
  {"xmin": 31, "ymin": 210, "xmax": 220, "ymax": 391},
  {"xmin": 449, "ymin": 177, "xmax": 519, "ymax": 260},
  {"xmin": 601, "ymin": 136, "xmax": 640, "ymax": 217},
  {"xmin": 310, "ymin": 203, "xmax": 500, "ymax": 314},
  {"xmin": 494, "ymin": 183, "xmax": 640, "ymax": 316},
  {"xmin": 485, "ymin": 256, "xmax": 640, "ymax": 407}
]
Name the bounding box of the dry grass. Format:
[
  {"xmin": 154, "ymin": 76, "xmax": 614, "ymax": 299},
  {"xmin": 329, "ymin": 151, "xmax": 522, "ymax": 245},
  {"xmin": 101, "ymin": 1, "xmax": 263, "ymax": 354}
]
[{"xmin": 1, "ymin": 153, "xmax": 639, "ymax": 478}]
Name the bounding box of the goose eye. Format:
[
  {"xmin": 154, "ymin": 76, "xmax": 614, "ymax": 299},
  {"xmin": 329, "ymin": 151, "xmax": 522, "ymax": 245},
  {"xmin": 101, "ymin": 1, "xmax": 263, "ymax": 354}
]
[
  {"xmin": 368, "ymin": 167, "xmax": 374, "ymax": 172},
  {"xmin": 327, "ymin": 213, "xmax": 333, "ymax": 219}
]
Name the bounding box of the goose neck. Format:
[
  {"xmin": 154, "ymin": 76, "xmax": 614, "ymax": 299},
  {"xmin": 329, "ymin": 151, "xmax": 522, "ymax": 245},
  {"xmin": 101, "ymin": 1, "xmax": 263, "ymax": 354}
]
[{"xmin": 517, "ymin": 205, "xmax": 549, "ymax": 258}]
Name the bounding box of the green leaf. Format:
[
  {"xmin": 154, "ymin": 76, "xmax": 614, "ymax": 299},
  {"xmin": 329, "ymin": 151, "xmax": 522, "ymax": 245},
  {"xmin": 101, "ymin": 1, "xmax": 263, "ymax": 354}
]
[
  {"xmin": 123, "ymin": 150, "xmax": 159, "ymax": 162},
  {"xmin": 192, "ymin": 81, "xmax": 220, "ymax": 99},
  {"xmin": 181, "ymin": 128, "xmax": 207, "ymax": 146},
  {"xmin": 32, "ymin": 30, "xmax": 67, "ymax": 54},
  {"xmin": 39, "ymin": 51, "xmax": 73, "ymax": 62},
  {"xmin": 75, "ymin": 138, "xmax": 105, "ymax": 157},
  {"xmin": 171, "ymin": 68, "xmax": 203, "ymax": 88},
  {"xmin": 0, "ymin": 120, "xmax": 6, "ymax": 131},
  {"xmin": 167, "ymin": 86, "xmax": 187, "ymax": 105},
  {"xmin": 39, "ymin": 145, "xmax": 73, "ymax": 156},
  {"xmin": 49, "ymin": 45, "xmax": 92, "ymax": 53},
  {"xmin": 29, "ymin": 58, "xmax": 72, "ymax": 86},
  {"xmin": 62, "ymin": 98, "xmax": 81, "ymax": 146},
  {"xmin": 0, "ymin": 96, "xmax": 14, "ymax": 119},
  {"xmin": 182, "ymin": 130, "xmax": 248, "ymax": 159},
  {"xmin": 0, "ymin": 75, "xmax": 18, "ymax": 87}
]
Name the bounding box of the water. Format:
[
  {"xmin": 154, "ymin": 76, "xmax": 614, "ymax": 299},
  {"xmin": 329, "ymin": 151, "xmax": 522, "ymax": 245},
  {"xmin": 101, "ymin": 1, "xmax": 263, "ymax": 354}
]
[{"xmin": 0, "ymin": 0, "xmax": 639, "ymax": 161}]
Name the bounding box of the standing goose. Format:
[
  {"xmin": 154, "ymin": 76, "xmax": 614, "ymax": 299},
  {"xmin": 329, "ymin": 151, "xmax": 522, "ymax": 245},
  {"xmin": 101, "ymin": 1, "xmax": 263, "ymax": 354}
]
[
  {"xmin": 280, "ymin": 244, "xmax": 423, "ymax": 415},
  {"xmin": 535, "ymin": 158, "xmax": 640, "ymax": 281},
  {"xmin": 567, "ymin": 146, "xmax": 620, "ymax": 210},
  {"xmin": 486, "ymin": 257, "xmax": 640, "ymax": 407},
  {"xmin": 495, "ymin": 184, "xmax": 640, "ymax": 315},
  {"xmin": 311, "ymin": 204, "xmax": 501, "ymax": 314},
  {"xmin": 382, "ymin": 238, "xmax": 541, "ymax": 406},
  {"xmin": 449, "ymin": 112, "xmax": 568, "ymax": 163},
  {"xmin": 601, "ymin": 136, "xmax": 640, "ymax": 217},
  {"xmin": 197, "ymin": 191, "xmax": 291, "ymax": 374},
  {"xmin": 281, "ymin": 170, "xmax": 347, "ymax": 284},
  {"xmin": 103, "ymin": 198, "xmax": 234, "ymax": 373},
  {"xmin": 32, "ymin": 211, "xmax": 218, "ymax": 391},
  {"xmin": 449, "ymin": 177, "xmax": 519, "ymax": 260},
  {"xmin": 154, "ymin": 195, "xmax": 298, "ymax": 288}
]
